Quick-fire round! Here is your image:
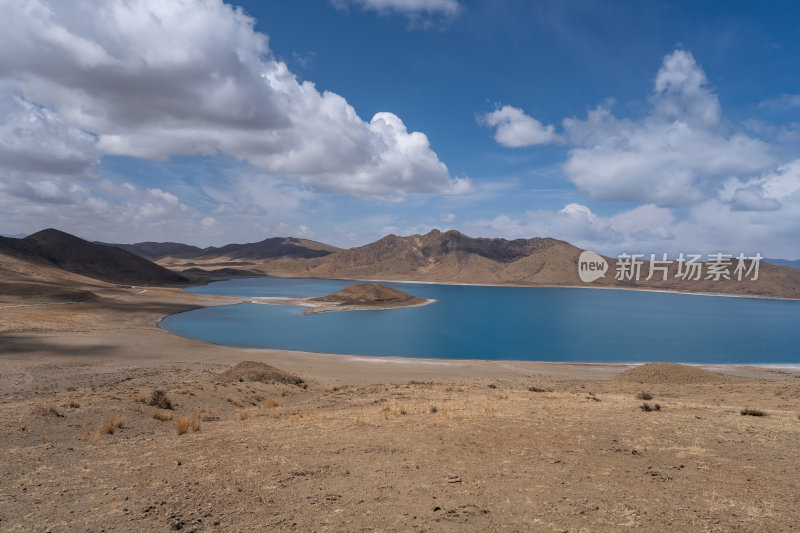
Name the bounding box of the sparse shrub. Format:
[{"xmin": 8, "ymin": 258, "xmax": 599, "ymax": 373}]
[
  {"xmin": 238, "ymin": 409, "xmax": 252, "ymax": 421},
  {"xmin": 797, "ymin": 410, "xmax": 800, "ymax": 420},
  {"xmin": 32, "ymin": 402, "xmax": 61, "ymax": 417},
  {"xmin": 640, "ymin": 402, "xmax": 661, "ymax": 412},
  {"xmin": 99, "ymin": 415, "xmax": 126, "ymax": 434},
  {"xmin": 148, "ymin": 390, "xmax": 173, "ymax": 410},
  {"xmin": 325, "ymin": 385, "xmax": 349, "ymax": 392},
  {"xmin": 397, "ymin": 406, "xmax": 408, "ymax": 415},
  {"xmin": 487, "ymin": 384, "xmax": 497, "ymax": 389},
  {"xmin": 175, "ymin": 414, "xmax": 201, "ymax": 435},
  {"xmin": 740, "ymin": 407, "xmax": 765, "ymax": 417},
  {"xmin": 260, "ymin": 398, "xmax": 283, "ymax": 409},
  {"xmin": 636, "ymin": 391, "xmax": 653, "ymax": 401},
  {"xmin": 133, "ymin": 393, "xmax": 148, "ymax": 403},
  {"xmin": 68, "ymin": 399, "xmax": 80, "ymax": 409},
  {"xmin": 226, "ymin": 395, "xmax": 244, "ymax": 407},
  {"xmin": 429, "ymin": 405, "xmax": 438, "ymax": 414},
  {"xmin": 528, "ymin": 386, "xmax": 552, "ymax": 393},
  {"xmin": 152, "ymin": 409, "xmax": 173, "ymax": 422}
]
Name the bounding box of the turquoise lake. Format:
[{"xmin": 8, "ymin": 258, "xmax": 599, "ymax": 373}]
[{"xmin": 160, "ymin": 277, "xmax": 800, "ymax": 364}]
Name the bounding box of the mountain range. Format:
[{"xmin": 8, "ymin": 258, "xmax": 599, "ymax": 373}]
[
  {"xmin": 105, "ymin": 237, "xmax": 340, "ymax": 262},
  {"xmin": 2, "ymin": 228, "xmax": 800, "ymax": 300},
  {"xmin": 0, "ymin": 229, "xmax": 187, "ymax": 285}
]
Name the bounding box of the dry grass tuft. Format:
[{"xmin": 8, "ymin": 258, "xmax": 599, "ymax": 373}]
[
  {"xmin": 32, "ymin": 402, "xmax": 61, "ymax": 417},
  {"xmin": 429, "ymin": 405, "xmax": 438, "ymax": 413},
  {"xmin": 325, "ymin": 385, "xmax": 349, "ymax": 392},
  {"xmin": 41, "ymin": 434, "xmax": 50, "ymax": 445},
  {"xmin": 175, "ymin": 414, "xmax": 201, "ymax": 435},
  {"xmin": 741, "ymin": 407, "xmax": 765, "ymax": 417},
  {"xmin": 797, "ymin": 410, "xmax": 800, "ymax": 420},
  {"xmin": 260, "ymin": 398, "xmax": 283, "ymax": 409},
  {"xmin": 152, "ymin": 409, "xmax": 173, "ymax": 422},
  {"xmin": 99, "ymin": 414, "xmax": 126, "ymax": 434},
  {"xmin": 226, "ymin": 395, "xmax": 244, "ymax": 408},
  {"xmin": 484, "ymin": 403, "xmax": 499, "ymax": 414},
  {"xmin": 636, "ymin": 391, "xmax": 654, "ymax": 400},
  {"xmin": 67, "ymin": 399, "xmax": 80, "ymax": 409},
  {"xmin": 148, "ymin": 390, "xmax": 173, "ymax": 410},
  {"xmin": 238, "ymin": 409, "xmax": 253, "ymax": 421},
  {"xmin": 133, "ymin": 393, "xmax": 148, "ymax": 403}
]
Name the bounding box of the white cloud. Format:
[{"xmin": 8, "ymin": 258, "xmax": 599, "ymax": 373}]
[
  {"xmin": 562, "ymin": 51, "xmax": 774, "ymax": 206},
  {"xmin": 758, "ymin": 94, "xmax": 800, "ymax": 109},
  {"xmin": 0, "ymin": 0, "xmax": 469, "ymax": 202},
  {"xmin": 479, "ymin": 105, "xmax": 559, "ymax": 147},
  {"xmin": 0, "ymin": 85, "xmax": 97, "ymax": 178},
  {"xmin": 461, "ymin": 159, "xmax": 800, "ymax": 257},
  {"xmin": 332, "ymin": 0, "xmax": 461, "ymax": 18},
  {"xmin": 483, "ymin": 51, "xmax": 775, "ymax": 207}
]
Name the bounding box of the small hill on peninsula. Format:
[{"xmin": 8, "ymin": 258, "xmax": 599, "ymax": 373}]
[{"xmin": 310, "ymin": 283, "xmax": 426, "ymax": 307}]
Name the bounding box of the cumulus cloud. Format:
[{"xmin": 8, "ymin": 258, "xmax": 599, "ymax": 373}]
[
  {"xmin": 0, "ymin": 0, "xmax": 469, "ymax": 202},
  {"xmin": 563, "ymin": 51, "xmax": 775, "ymax": 206},
  {"xmin": 479, "ymin": 105, "xmax": 558, "ymax": 147},
  {"xmin": 483, "ymin": 51, "xmax": 775, "ymax": 207}
]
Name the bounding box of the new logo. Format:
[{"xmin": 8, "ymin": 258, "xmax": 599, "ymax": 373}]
[{"xmin": 578, "ymin": 250, "xmax": 608, "ymax": 282}]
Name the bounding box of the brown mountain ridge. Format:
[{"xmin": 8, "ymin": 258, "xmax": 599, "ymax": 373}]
[{"xmin": 156, "ymin": 229, "xmax": 800, "ymax": 299}]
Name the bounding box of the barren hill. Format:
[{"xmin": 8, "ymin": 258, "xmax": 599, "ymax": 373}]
[
  {"xmin": 0, "ymin": 229, "xmax": 188, "ymax": 285},
  {"xmin": 296, "ymin": 230, "xmax": 580, "ymax": 285},
  {"xmin": 311, "ymin": 283, "xmax": 426, "ymax": 306},
  {"xmin": 201, "ymin": 236, "xmax": 341, "ymax": 260},
  {"xmin": 104, "ymin": 241, "xmax": 205, "ymax": 261}
]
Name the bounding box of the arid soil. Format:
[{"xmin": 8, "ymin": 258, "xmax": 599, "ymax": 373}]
[{"xmin": 1, "ymin": 286, "xmax": 799, "ymax": 531}]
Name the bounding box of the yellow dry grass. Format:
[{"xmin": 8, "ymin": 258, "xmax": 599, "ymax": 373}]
[{"xmin": 175, "ymin": 414, "xmax": 201, "ymax": 435}]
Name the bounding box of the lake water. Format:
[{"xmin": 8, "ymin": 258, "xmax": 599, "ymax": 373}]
[{"xmin": 160, "ymin": 277, "xmax": 800, "ymax": 364}]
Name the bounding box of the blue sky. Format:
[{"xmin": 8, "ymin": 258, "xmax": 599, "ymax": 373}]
[{"xmin": 1, "ymin": 0, "xmax": 799, "ymax": 257}]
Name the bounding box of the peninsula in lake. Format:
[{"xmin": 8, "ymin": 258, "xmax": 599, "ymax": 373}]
[{"xmin": 253, "ymin": 282, "xmax": 432, "ymax": 314}]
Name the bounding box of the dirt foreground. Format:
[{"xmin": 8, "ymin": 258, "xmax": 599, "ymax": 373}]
[{"xmin": 1, "ymin": 286, "xmax": 799, "ymax": 532}]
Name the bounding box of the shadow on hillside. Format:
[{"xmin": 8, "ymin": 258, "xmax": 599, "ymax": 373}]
[{"xmin": 0, "ymin": 336, "xmax": 116, "ymax": 356}]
